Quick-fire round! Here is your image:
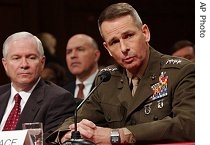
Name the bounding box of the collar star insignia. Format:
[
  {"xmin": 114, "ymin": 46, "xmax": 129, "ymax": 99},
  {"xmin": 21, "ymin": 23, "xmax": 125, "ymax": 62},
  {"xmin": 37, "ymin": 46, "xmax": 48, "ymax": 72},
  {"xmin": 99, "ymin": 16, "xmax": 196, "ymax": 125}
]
[
  {"xmin": 100, "ymin": 67, "xmax": 118, "ymax": 72},
  {"xmin": 166, "ymin": 59, "xmax": 182, "ymax": 65}
]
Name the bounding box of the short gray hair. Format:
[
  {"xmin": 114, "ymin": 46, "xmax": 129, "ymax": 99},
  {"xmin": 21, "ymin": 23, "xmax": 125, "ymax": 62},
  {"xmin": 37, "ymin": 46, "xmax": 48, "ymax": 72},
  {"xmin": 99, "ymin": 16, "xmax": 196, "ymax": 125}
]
[
  {"xmin": 2, "ymin": 31, "xmax": 44, "ymax": 58},
  {"xmin": 98, "ymin": 3, "xmax": 143, "ymax": 38}
]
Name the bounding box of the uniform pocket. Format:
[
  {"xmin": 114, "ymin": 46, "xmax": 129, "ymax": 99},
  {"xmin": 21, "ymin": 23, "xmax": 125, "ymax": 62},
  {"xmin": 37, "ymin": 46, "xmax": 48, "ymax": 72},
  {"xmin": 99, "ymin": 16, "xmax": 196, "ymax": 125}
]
[{"xmin": 100, "ymin": 102, "xmax": 125, "ymax": 128}]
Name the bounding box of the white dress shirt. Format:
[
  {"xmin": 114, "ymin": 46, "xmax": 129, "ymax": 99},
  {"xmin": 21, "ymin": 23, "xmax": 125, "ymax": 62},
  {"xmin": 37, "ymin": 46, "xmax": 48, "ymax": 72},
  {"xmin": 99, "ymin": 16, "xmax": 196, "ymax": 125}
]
[{"xmin": 74, "ymin": 70, "xmax": 98, "ymax": 99}]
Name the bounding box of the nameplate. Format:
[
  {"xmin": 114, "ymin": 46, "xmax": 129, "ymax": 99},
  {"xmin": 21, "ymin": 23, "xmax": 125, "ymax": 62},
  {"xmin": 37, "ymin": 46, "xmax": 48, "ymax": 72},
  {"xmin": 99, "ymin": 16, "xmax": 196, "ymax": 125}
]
[{"xmin": 0, "ymin": 130, "xmax": 33, "ymax": 145}]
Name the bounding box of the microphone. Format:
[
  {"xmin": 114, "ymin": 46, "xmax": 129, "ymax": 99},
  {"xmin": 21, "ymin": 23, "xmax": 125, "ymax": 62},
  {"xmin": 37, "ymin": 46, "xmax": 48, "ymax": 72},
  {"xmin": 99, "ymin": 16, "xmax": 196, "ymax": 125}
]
[{"xmin": 62, "ymin": 70, "xmax": 111, "ymax": 145}]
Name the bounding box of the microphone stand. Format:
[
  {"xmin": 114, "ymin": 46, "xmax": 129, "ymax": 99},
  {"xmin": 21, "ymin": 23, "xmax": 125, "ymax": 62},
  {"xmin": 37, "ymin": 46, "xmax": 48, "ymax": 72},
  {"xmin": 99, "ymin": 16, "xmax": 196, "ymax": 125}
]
[{"xmin": 62, "ymin": 71, "xmax": 111, "ymax": 145}]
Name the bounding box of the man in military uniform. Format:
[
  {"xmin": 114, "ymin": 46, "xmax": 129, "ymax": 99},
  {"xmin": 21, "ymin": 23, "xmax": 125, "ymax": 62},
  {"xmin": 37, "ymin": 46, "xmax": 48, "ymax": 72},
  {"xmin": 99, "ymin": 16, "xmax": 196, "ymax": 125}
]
[{"xmin": 46, "ymin": 3, "xmax": 194, "ymax": 144}]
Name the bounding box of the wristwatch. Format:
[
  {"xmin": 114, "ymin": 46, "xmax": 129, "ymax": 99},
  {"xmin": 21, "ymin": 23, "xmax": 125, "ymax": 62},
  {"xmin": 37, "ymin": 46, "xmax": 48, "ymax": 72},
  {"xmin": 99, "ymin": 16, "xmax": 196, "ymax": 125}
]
[{"xmin": 110, "ymin": 129, "xmax": 120, "ymax": 144}]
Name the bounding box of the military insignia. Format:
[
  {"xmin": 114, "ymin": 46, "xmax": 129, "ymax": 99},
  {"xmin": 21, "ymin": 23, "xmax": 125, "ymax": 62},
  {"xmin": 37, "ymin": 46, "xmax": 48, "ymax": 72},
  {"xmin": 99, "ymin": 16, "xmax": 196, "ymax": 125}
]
[
  {"xmin": 144, "ymin": 103, "xmax": 152, "ymax": 115},
  {"xmin": 166, "ymin": 59, "xmax": 182, "ymax": 65},
  {"xmin": 144, "ymin": 72, "xmax": 168, "ymax": 114},
  {"xmin": 157, "ymin": 99, "xmax": 164, "ymax": 109},
  {"xmin": 148, "ymin": 72, "xmax": 168, "ymax": 102},
  {"xmin": 100, "ymin": 67, "xmax": 118, "ymax": 72}
]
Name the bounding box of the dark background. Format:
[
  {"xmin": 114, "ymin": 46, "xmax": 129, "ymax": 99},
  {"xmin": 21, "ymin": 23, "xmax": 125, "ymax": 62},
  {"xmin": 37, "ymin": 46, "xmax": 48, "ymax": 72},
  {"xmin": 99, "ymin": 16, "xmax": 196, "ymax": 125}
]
[{"xmin": 0, "ymin": 0, "xmax": 195, "ymax": 85}]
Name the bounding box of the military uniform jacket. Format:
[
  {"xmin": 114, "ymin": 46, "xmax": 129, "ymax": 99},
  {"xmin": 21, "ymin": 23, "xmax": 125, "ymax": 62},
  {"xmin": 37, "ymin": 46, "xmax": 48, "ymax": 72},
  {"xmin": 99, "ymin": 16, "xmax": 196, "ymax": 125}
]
[{"xmin": 47, "ymin": 47, "xmax": 195, "ymax": 144}]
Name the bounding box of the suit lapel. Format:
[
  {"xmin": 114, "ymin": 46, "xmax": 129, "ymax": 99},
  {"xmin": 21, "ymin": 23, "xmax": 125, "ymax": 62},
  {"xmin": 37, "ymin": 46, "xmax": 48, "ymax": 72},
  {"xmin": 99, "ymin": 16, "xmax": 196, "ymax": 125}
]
[
  {"xmin": 16, "ymin": 80, "xmax": 44, "ymax": 129},
  {"xmin": 70, "ymin": 82, "xmax": 76, "ymax": 95},
  {"xmin": 0, "ymin": 86, "xmax": 11, "ymax": 121}
]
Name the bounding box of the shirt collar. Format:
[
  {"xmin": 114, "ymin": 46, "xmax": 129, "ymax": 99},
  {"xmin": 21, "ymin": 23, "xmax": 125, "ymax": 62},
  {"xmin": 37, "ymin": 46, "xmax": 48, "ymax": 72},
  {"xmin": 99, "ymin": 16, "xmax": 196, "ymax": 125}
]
[
  {"xmin": 76, "ymin": 70, "xmax": 99, "ymax": 85},
  {"xmin": 126, "ymin": 70, "xmax": 142, "ymax": 79},
  {"xmin": 11, "ymin": 77, "xmax": 40, "ymax": 102}
]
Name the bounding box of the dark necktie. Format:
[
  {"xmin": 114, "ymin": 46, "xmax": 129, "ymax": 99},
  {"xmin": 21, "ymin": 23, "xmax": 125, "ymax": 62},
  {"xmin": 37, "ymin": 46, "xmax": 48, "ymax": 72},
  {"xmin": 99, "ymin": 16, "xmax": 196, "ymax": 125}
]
[
  {"xmin": 77, "ymin": 83, "xmax": 85, "ymax": 99},
  {"xmin": 3, "ymin": 93, "xmax": 21, "ymax": 131}
]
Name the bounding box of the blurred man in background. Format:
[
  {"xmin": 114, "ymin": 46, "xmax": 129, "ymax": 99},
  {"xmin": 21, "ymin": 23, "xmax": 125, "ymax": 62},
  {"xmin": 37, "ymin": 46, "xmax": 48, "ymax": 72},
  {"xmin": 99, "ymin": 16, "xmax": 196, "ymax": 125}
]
[
  {"xmin": 171, "ymin": 40, "xmax": 195, "ymax": 62},
  {"xmin": 64, "ymin": 34, "xmax": 100, "ymax": 104}
]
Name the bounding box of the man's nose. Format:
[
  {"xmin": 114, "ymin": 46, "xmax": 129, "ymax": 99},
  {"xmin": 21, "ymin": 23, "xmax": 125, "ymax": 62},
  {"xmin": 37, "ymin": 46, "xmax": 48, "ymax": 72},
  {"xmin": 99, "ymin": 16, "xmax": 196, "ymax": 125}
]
[
  {"xmin": 20, "ymin": 58, "xmax": 29, "ymax": 68},
  {"xmin": 70, "ymin": 49, "xmax": 78, "ymax": 58},
  {"xmin": 120, "ymin": 40, "xmax": 129, "ymax": 53}
]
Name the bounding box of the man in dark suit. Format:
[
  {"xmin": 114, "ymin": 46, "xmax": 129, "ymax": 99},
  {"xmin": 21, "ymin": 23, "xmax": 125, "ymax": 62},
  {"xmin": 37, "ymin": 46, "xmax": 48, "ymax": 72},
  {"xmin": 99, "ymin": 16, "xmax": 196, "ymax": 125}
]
[
  {"xmin": 64, "ymin": 34, "xmax": 101, "ymax": 103},
  {"xmin": 46, "ymin": 3, "xmax": 194, "ymax": 144},
  {"xmin": 0, "ymin": 31, "xmax": 76, "ymax": 145}
]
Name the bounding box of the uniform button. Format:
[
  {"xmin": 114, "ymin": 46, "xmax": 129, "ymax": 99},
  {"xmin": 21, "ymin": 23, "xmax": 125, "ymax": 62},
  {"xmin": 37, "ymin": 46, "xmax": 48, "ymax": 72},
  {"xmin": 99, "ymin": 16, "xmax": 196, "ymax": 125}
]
[
  {"xmin": 131, "ymin": 119, "xmax": 136, "ymax": 125},
  {"xmin": 107, "ymin": 116, "xmax": 111, "ymax": 121},
  {"xmin": 160, "ymin": 61, "xmax": 164, "ymax": 66},
  {"xmin": 153, "ymin": 115, "xmax": 158, "ymax": 121},
  {"xmin": 150, "ymin": 75, "xmax": 156, "ymax": 80}
]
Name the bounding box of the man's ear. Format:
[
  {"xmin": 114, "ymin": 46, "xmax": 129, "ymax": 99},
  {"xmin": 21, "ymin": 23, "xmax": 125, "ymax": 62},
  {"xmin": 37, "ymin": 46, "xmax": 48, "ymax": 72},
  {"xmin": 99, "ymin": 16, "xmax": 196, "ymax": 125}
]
[
  {"xmin": 41, "ymin": 56, "xmax": 46, "ymax": 70},
  {"xmin": 142, "ymin": 24, "xmax": 150, "ymax": 42},
  {"xmin": 2, "ymin": 58, "xmax": 8, "ymax": 73},
  {"xmin": 103, "ymin": 42, "xmax": 112, "ymax": 56},
  {"xmin": 94, "ymin": 50, "xmax": 101, "ymax": 62}
]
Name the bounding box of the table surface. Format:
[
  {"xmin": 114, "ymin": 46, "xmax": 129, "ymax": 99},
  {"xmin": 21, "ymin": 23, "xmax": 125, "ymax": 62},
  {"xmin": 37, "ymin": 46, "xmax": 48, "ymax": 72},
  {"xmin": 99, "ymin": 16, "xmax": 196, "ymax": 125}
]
[{"xmin": 149, "ymin": 142, "xmax": 195, "ymax": 145}]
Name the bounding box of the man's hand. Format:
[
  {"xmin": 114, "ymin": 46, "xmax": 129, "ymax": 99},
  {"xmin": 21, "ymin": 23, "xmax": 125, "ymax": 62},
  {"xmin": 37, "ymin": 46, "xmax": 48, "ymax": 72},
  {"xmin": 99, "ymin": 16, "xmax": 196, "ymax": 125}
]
[
  {"xmin": 61, "ymin": 130, "xmax": 72, "ymax": 143},
  {"xmin": 69, "ymin": 119, "xmax": 97, "ymax": 139},
  {"xmin": 62, "ymin": 119, "xmax": 112, "ymax": 145}
]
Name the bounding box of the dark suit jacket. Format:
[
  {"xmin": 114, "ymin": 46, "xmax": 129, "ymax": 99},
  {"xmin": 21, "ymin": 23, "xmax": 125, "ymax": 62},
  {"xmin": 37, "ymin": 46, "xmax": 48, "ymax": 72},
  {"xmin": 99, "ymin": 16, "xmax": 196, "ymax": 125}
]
[
  {"xmin": 0, "ymin": 79, "xmax": 76, "ymax": 145},
  {"xmin": 63, "ymin": 81, "xmax": 76, "ymax": 96},
  {"xmin": 47, "ymin": 47, "xmax": 195, "ymax": 144}
]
